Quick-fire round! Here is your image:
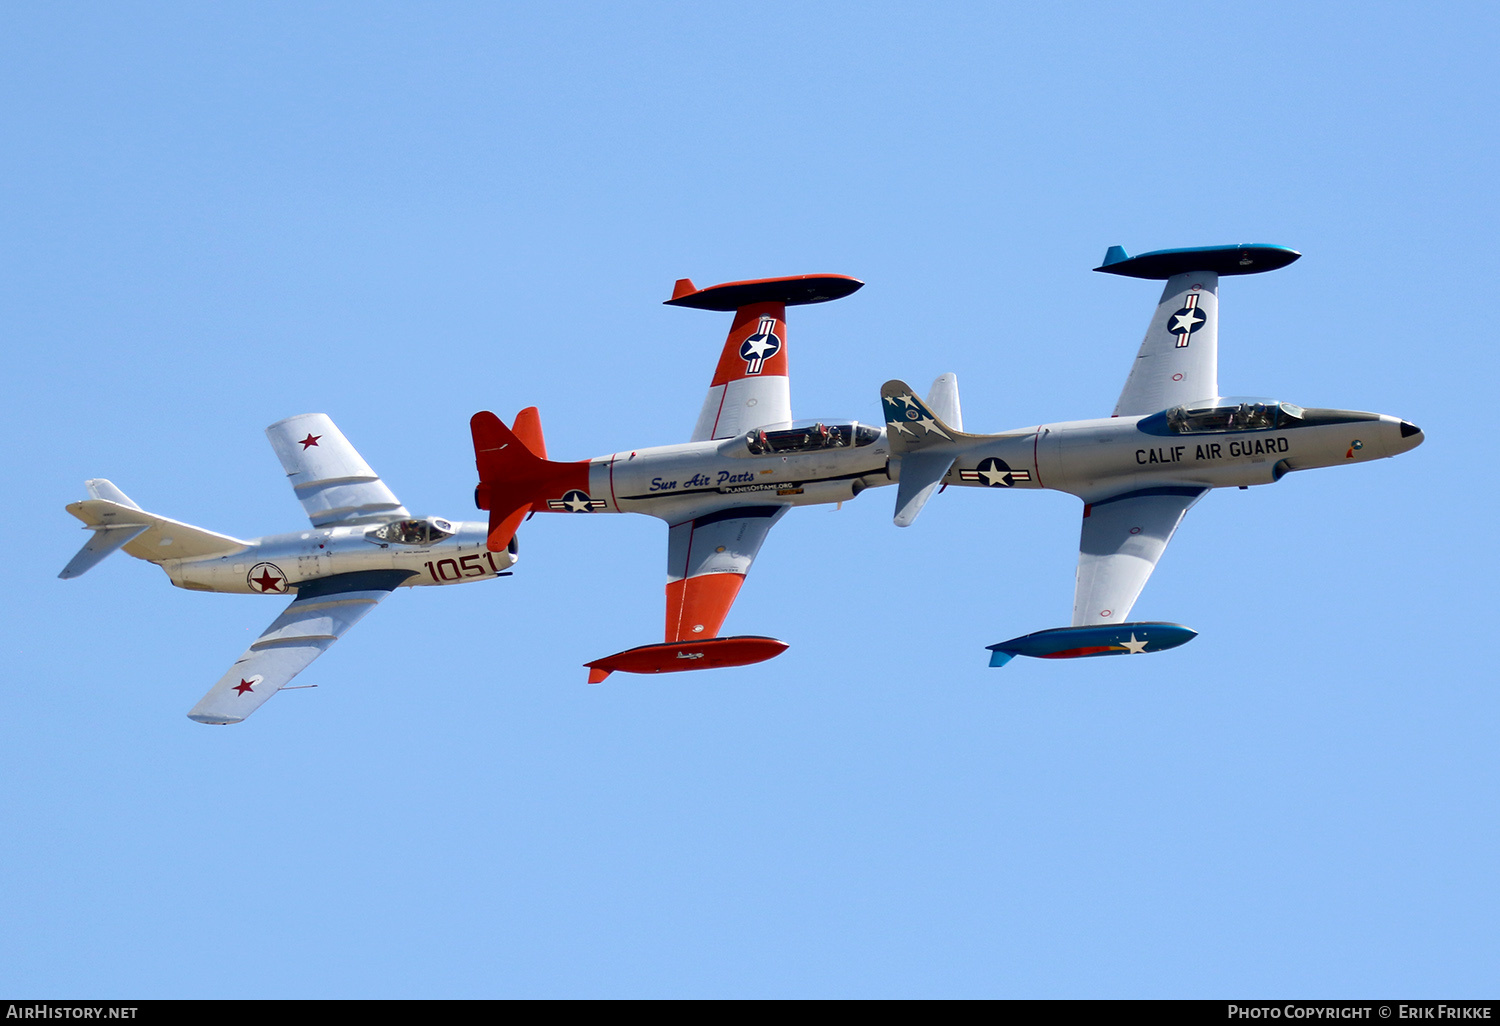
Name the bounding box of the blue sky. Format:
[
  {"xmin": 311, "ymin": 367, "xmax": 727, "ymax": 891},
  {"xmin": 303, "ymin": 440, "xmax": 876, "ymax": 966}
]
[{"xmin": 4, "ymin": 2, "xmax": 1496, "ymax": 997}]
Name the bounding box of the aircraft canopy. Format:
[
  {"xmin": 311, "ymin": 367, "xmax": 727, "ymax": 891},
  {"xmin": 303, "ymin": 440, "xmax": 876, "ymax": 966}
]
[
  {"xmin": 743, "ymin": 421, "xmax": 881, "ymax": 456},
  {"xmin": 365, "ymin": 517, "xmax": 456, "ymax": 546}
]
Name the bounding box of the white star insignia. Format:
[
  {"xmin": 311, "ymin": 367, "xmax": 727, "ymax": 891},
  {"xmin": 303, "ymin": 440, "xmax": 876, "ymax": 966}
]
[
  {"xmin": 742, "ymin": 336, "xmax": 777, "ymax": 359},
  {"xmin": 1172, "ymin": 310, "xmax": 1204, "ymax": 333},
  {"xmin": 564, "ymin": 494, "xmax": 592, "ymax": 512},
  {"xmin": 891, "ymin": 421, "xmax": 915, "ymax": 436},
  {"xmin": 978, "ymin": 465, "xmax": 1009, "ymax": 486},
  {"xmin": 1119, "ymin": 633, "xmax": 1148, "ymax": 655},
  {"xmin": 894, "ymin": 393, "xmax": 919, "ymax": 408}
]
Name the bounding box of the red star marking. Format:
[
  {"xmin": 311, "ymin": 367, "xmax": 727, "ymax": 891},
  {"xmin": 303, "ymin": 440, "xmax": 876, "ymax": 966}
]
[
  {"xmin": 299, "ymin": 434, "xmax": 321, "ymax": 449},
  {"xmin": 233, "ymin": 679, "xmax": 256, "ymax": 695},
  {"xmin": 251, "ymin": 569, "xmax": 283, "ymax": 592}
]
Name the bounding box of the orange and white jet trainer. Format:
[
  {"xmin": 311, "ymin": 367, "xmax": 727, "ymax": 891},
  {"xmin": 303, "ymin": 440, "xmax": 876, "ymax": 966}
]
[{"xmin": 471, "ymin": 274, "xmax": 898, "ymax": 682}]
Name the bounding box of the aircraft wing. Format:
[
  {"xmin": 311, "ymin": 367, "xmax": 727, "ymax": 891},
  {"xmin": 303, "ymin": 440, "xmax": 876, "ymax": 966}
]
[
  {"xmin": 1072, "ymin": 487, "xmax": 1207, "ymax": 626},
  {"xmin": 665, "ymin": 504, "xmax": 790, "ymax": 640},
  {"xmin": 1097, "ymin": 244, "xmax": 1300, "ymax": 418},
  {"xmin": 186, "ymin": 569, "xmax": 416, "ymax": 724},
  {"xmin": 585, "ymin": 503, "xmax": 791, "ymax": 682},
  {"xmin": 1110, "ymin": 272, "xmax": 1220, "ymax": 417},
  {"xmin": 266, "ymin": 414, "xmax": 409, "ymax": 527},
  {"xmin": 667, "ymin": 275, "xmax": 862, "ymax": 442}
]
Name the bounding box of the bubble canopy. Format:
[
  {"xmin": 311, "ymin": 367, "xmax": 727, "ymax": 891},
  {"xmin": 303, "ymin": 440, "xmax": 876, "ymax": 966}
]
[
  {"xmin": 739, "ymin": 420, "xmax": 881, "ymax": 456},
  {"xmin": 1137, "ymin": 397, "xmax": 1379, "ymax": 436},
  {"xmin": 365, "ymin": 517, "xmax": 455, "ymax": 546}
]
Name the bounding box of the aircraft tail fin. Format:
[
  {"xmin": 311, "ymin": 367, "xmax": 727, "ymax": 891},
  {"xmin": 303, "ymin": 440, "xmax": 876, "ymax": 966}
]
[
  {"xmin": 510, "ymin": 406, "xmax": 548, "ymax": 460},
  {"xmin": 61, "ymin": 479, "xmax": 248, "ymax": 577},
  {"xmin": 880, "ymin": 378, "xmax": 979, "ymax": 455},
  {"xmin": 470, "ymin": 409, "xmax": 590, "ymax": 551},
  {"xmin": 86, "ymin": 478, "xmax": 141, "ymax": 509},
  {"xmin": 882, "ymin": 378, "xmax": 976, "ymax": 527},
  {"xmin": 924, "ymin": 373, "xmax": 963, "ymax": 431},
  {"xmin": 880, "ymin": 377, "xmax": 1023, "ymax": 527}
]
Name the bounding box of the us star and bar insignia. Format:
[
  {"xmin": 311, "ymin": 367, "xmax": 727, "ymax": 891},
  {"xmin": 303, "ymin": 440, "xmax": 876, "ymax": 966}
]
[
  {"xmin": 1168, "ymin": 290, "xmax": 1207, "ymax": 348},
  {"xmin": 960, "ymin": 457, "xmax": 1031, "ymax": 487},
  {"xmin": 547, "ymin": 489, "xmax": 607, "ymax": 513},
  {"xmin": 739, "ymin": 316, "xmax": 782, "ymax": 375}
]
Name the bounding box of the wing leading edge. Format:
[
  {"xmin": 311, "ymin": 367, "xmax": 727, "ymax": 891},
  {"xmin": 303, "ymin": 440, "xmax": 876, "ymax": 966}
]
[
  {"xmin": 1099, "ymin": 244, "xmax": 1301, "ymax": 418},
  {"xmin": 266, "ymin": 414, "xmax": 408, "ymax": 527},
  {"xmin": 1073, "ymin": 487, "xmax": 1207, "ymax": 626},
  {"xmin": 665, "ymin": 505, "xmax": 789, "ymax": 641},
  {"xmin": 585, "ymin": 504, "xmax": 790, "ymax": 683},
  {"xmin": 670, "ymin": 274, "xmax": 863, "ymax": 443},
  {"xmin": 1111, "ymin": 272, "xmax": 1221, "ymax": 418},
  {"xmin": 187, "ymin": 569, "xmax": 416, "ymax": 724}
]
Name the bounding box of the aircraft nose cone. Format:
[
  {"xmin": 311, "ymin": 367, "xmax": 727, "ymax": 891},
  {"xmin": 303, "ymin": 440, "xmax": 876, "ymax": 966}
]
[{"xmin": 1400, "ymin": 420, "xmax": 1422, "ymax": 439}]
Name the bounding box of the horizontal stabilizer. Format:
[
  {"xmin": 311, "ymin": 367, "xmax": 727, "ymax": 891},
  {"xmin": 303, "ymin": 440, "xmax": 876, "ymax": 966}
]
[
  {"xmin": 892, "ymin": 451, "xmax": 954, "ymax": 528},
  {"xmin": 58, "ymin": 524, "xmax": 149, "ymax": 579},
  {"xmin": 64, "ymin": 481, "xmax": 248, "ymax": 564},
  {"xmin": 60, "ymin": 478, "xmax": 150, "ymax": 577},
  {"xmin": 1094, "ymin": 244, "xmax": 1300, "ymax": 280},
  {"xmin": 986, "ymin": 622, "xmax": 1196, "ymax": 667},
  {"xmin": 585, "ymin": 636, "xmax": 788, "ymax": 684}
]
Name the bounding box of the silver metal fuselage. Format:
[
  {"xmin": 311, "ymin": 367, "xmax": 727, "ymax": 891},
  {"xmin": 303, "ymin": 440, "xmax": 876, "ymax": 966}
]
[
  {"xmin": 161, "ymin": 520, "xmax": 512, "ymax": 594},
  {"xmin": 541, "ymin": 401, "xmax": 1415, "ymax": 524},
  {"xmin": 933, "ymin": 407, "xmax": 1419, "ymax": 501},
  {"xmin": 577, "ymin": 435, "xmax": 896, "ymax": 522}
]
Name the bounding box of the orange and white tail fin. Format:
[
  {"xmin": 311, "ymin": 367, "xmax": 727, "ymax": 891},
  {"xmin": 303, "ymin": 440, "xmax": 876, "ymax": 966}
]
[
  {"xmin": 470, "ymin": 408, "xmax": 590, "ymax": 551},
  {"xmin": 665, "ymin": 274, "xmax": 863, "ymax": 442}
]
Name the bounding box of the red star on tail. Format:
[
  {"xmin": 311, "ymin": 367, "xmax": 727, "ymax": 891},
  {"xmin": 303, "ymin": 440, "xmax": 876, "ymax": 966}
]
[
  {"xmin": 299, "ymin": 434, "xmax": 321, "ymax": 449},
  {"xmin": 232, "ymin": 679, "xmax": 256, "ymax": 695}
]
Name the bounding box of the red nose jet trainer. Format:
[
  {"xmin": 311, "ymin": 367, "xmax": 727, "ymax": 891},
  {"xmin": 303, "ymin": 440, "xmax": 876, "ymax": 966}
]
[
  {"xmin": 471, "ymin": 274, "xmax": 889, "ymax": 683},
  {"xmin": 879, "ymin": 244, "xmax": 1423, "ymax": 666}
]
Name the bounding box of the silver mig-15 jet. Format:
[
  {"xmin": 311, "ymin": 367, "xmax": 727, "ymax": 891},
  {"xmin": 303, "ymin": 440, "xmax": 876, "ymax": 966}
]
[
  {"xmin": 881, "ymin": 243, "xmax": 1424, "ymax": 665},
  {"xmin": 61, "ymin": 414, "xmax": 517, "ymax": 723}
]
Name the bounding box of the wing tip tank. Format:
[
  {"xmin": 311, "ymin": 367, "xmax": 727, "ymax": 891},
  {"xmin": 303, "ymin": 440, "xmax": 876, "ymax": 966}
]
[
  {"xmin": 1094, "ymin": 244, "xmax": 1300, "ymax": 279},
  {"xmin": 985, "ymin": 622, "xmax": 1197, "ymax": 666},
  {"xmin": 584, "ymin": 636, "xmax": 788, "ymax": 683},
  {"xmin": 663, "ymin": 274, "xmax": 864, "ymax": 311}
]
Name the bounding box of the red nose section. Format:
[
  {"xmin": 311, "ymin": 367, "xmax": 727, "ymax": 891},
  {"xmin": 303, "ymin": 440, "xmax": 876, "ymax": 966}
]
[{"xmin": 585, "ymin": 636, "xmax": 788, "ymax": 683}]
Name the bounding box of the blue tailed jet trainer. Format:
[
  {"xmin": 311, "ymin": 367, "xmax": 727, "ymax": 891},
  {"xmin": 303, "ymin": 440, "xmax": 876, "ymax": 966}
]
[{"xmin": 879, "ymin": 244, "xmax": 1423, "ymax": 666}]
